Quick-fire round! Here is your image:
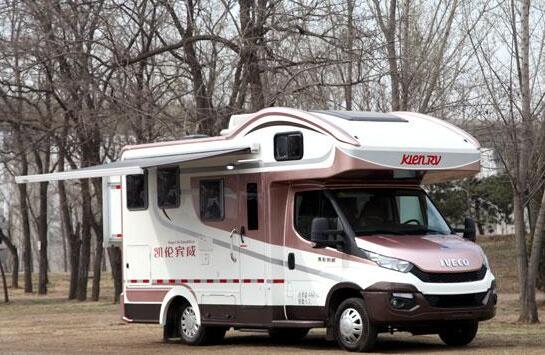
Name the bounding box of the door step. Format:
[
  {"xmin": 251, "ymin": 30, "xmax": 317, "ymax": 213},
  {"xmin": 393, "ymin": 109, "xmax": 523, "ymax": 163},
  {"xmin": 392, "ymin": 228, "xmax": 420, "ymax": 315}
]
[{"xmin": 271, "ymin": 320, "xmax": 324, "ymax": 328}]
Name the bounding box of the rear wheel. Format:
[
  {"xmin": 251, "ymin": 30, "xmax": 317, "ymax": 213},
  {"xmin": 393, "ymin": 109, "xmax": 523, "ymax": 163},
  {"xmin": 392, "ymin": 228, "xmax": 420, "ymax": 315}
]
[
  {"xmin": 178, "ymin": 303, "xmax": 226, "ymax": 345},
  {"xmin": 334, "ymin": 297, "xmax": 377, "ymax": 352},
  {"xmin": 268, "ymin": 328, "xmax": 310, "ymax": 341},
  {"xmin": 438, "ymin": 321, "xmax": 478, "ymax": 346}
]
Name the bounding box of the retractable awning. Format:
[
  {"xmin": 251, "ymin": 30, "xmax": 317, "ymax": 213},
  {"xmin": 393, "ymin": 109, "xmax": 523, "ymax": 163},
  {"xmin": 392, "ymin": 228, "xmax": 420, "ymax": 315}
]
[{"xmin": 15, "ymin": 147, "xmax": 251, "ymax": 184}]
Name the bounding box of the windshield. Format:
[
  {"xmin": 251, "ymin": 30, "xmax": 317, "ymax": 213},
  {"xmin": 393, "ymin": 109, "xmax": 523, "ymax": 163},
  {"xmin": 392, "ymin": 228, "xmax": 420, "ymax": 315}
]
[{"xmin": 332, "ymin": 188, "xmax": 451, "ymax": 235}]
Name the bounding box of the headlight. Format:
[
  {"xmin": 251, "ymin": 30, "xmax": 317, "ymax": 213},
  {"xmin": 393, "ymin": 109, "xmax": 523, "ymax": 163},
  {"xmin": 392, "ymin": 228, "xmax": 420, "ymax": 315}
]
[{"xmin": 361, "ymin": 249, "xmax": 413, "ymax": 273}]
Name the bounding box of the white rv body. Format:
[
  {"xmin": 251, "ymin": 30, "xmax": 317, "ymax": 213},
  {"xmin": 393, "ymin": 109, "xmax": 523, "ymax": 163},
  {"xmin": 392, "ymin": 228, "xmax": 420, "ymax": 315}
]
[{"xmin": 17, "ymin": 108, "xmax": 496, "ymax": 351}]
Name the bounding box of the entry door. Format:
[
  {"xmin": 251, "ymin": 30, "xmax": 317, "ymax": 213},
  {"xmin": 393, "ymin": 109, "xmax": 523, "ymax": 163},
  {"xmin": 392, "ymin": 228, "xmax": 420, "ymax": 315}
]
[{"xmin": 237, "ymin": 174, "xmax": 268, "ymax": 306}]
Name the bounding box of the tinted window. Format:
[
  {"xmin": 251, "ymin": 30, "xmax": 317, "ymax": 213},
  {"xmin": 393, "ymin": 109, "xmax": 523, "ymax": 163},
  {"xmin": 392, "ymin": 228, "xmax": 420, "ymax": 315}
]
[
  {"xmin": 157, "ymin": 167, "xmax": 180, "ymax": 209},
  {"xmin": 274, "ymin": 132, "xmax": 303, "ymax": 161},
  {"xmin": 294, "ymin": 191, "xmax": 338, "ymax": 240},
  {"xmin": 127, "ymin": 173, "xmax": 148, "ymax": 210},
  {"xmin": 247, "ymin": 183, "xmax": 258, "ymax": 230},
  {"xmin": 200, "ymin": 180, "xmax": 224, "ymax": 221}
]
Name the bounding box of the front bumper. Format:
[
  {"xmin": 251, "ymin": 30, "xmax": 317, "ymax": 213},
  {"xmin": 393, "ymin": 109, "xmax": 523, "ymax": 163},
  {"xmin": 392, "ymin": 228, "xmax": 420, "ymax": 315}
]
[{"xmin": 362, "ymin": 282, "xmax": 496, "ymax": 326}]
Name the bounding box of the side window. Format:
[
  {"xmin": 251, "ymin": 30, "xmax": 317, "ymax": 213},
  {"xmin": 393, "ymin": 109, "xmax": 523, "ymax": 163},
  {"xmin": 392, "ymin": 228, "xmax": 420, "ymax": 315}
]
[
  {"xmin": 294, "ymin": 191, "xmax": 337, "ymax": 240},
  {"xmin": 397, "ymin": 195, "xmax": 424, "ymax": 224},
  {"xmin": 127, "ymin": 172, "xmax": 148, "ymax": 210},
  {"xmin": 247, "ymin": 183, "xmax": 258, "ymax": 230},
  {"xmin": 274, "ymin": 132, "xmax": 303, "ymax": 161},
  {"xmin": 200, "ymin": 179, "xmax": 224, "ymax": 221},
  {"xmin": 157, "ymin": 167, "xmax": 180, "ymax": 209}
]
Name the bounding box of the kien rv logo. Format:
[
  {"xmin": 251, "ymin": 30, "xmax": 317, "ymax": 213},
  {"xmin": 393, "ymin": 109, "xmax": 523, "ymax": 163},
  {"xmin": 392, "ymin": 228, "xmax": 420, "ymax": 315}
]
[
  {"xmin": 400, "ymin": 154, "xmax": 442, "ymax": 166},
  {"xmin": 440, "ymin": 258, "xmax": 470, "ymax": 268}
]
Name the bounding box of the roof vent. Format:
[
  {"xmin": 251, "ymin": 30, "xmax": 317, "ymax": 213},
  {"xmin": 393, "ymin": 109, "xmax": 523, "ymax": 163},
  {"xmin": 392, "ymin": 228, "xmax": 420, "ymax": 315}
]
[{"xmin": 312, "ymin": 110, "xmax": 407, "ymax": 122}]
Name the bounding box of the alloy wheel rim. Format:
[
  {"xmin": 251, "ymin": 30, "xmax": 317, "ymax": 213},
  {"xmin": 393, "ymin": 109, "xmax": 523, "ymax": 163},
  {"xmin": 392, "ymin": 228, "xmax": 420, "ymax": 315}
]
[
  {"xmin": 339, "ymin": 307, "xmax": 364, "ymax": 344},
  {"xmin": 181, "ymin": 306, "xmax": 199, "ymax": 339}
]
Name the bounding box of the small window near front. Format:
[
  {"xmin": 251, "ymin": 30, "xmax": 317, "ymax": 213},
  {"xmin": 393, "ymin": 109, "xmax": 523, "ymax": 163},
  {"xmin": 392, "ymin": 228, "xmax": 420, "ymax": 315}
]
[
  {"xmin": 247, "ymin": 183, "xmax": 258, "ymax": 230},
  {"xmin": 127, "ymin": 172, "xmax": 148, "ymax": 210},
  {"xmin": 274, "ymin": 132, "xmax": 303, "ymax": 161},
  {"xmin": 200, "ymin": 180, "xmax": 224, "ymax": 221},
  {"xmin": 157, "ymin": 167, "xmax": 180, "ymax": 209}
]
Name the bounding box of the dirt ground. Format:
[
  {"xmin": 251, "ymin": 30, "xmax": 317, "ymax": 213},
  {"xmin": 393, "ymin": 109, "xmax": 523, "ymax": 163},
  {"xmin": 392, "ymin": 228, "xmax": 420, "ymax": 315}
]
[{"xmin": 2, "ymin": 236, "xmax": 545, "ymax": 354}]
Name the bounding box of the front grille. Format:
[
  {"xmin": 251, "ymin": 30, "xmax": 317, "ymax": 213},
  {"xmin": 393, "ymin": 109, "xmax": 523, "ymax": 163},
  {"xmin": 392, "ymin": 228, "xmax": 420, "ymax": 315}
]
[
  {"xmin": 410, "ymin": 265, "xmax": 487, "ymax": 283},
  {"xmin": 424, "ymin": 292, "xmax": 488, "ymax": 308}
]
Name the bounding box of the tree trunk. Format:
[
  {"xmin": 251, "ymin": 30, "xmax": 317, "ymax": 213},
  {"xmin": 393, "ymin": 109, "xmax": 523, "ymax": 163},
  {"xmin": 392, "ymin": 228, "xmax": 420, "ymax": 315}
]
[
  {"xmin": 37, "ymin": 180, "xmax": 49, "ymax": 295},
  {"xmin": 91, "ymin": 177, "xmax": 104, "ymax": 302},
  {"xmin": 0, "ymin": 257, "xmax": 8, "ymax": 303},
  {"xmin": 77, "ymin": 178, "xmax": 93, "ymax": 301},
  {"xmin": 525, "ymin": 186, "xmax": 545, "ymax": 323},
  {"xmin": 108, "ymin": 246, "xmax": 123, "ymax": 303},
  {"xmin": 61, "ymin": 216, "xmax": 68, "ymax": 273},
  {"xmin": 0, "ymin": 229, "xmax": 18, "ymax": 289},
  {"xmin": 514, "ymin": 191, "xmax": 530, "ymax": 322},
  {"xmin": 18, "ymin": 182, "xmax": 32, "ymax": 293}
]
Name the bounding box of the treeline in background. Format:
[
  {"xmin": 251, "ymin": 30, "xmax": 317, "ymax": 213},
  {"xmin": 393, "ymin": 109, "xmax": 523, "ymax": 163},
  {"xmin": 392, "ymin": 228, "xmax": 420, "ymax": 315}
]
[{"xmin": 0, "ymin": 0, "xmax": 544, "ymax": 324}]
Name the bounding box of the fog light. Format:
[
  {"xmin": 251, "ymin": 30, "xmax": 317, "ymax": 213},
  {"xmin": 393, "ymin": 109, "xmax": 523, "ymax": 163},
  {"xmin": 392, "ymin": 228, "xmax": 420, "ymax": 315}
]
[{"xmin": 390, "ymin": 293, "xmax": 417, "ymax": 310}]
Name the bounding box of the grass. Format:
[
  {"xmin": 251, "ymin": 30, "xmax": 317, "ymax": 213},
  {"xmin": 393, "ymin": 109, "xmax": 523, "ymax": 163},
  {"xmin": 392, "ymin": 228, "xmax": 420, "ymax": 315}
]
[{"xmin": 1, "ymin": 235, "xmax": 545, "ymax": 354}]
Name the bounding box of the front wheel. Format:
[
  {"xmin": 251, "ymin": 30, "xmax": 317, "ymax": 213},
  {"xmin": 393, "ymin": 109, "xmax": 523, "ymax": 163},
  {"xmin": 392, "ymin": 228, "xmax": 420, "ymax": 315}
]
[
  {"xmin": 438, "ymin": 321, "xmax": 478, "ymax": 346},
  {"xmin": 335, "ymin": 297, "xmax": 377, "ymax": 352},
  {"xmin": 178, "ymin": 303, "xmax": 226, "ymax": 345}
]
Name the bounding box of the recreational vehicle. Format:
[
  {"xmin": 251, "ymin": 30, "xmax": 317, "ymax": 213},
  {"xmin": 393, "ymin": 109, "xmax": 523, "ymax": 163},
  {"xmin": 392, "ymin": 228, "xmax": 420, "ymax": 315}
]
[{"xmin": 16, "ymin": 108, "xmax": 496, "ymax": 352}]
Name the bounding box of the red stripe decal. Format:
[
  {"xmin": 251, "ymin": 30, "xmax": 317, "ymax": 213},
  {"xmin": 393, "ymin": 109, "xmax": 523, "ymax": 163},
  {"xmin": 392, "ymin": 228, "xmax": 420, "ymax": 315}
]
[
  {"xmin": 193, "ymin": 279, "xmax": 201, "ymax": 283},
  {"xmin": 232, "ymin": 279, "xmax": 240, "ymax": 283},
  {"xmin": 130, "ymin": 280, "xmax": 137, "ymax": 284},
  {"xmin": 257, "ymin": 279, "xmax": 265, "ymax": 283},
  {"xmin": 219, "ymin": 279, "xmax": 227, "ymax": 283},
  {"xmin": 142, "ymin": 280, "xmax": 150, "ymax": 284},
  {"xmin": 180, "ymin": 279, "xmax": 188, "ymax": 283},
  {"xmin": 273, "ymin": 279, "xmax": 285, "ymax": 284},
  {"xmin": 243, "ymin": 279, "xmax": 252, "ymax": 283},
  {"xmin": 114, "ymin": 185, "xmax": 122, "ymax": 190},
  {"xmin": 169, "ymin": 279, "xmax": 176, "ymax": 284},
  {"xmin": 156, "ymin": 280, "xmax": 164, "ymax": 284},
  {"xmin": 206, "ymin": 279, "xmax": 214, "ymax": 283}
]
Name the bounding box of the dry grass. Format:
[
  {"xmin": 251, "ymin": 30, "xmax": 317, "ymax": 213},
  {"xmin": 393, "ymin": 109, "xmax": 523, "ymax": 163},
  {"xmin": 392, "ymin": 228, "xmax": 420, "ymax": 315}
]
[{"xmin": 2, "ymin": 236, "xmax": 545, "ymax": 354}]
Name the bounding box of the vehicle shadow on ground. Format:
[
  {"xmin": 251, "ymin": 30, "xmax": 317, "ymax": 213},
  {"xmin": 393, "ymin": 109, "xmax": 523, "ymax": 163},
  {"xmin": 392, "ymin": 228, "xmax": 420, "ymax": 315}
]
[
  {"xmin": 159, "ymin": 331, "xmax": 529, "ymax": 354},
  {"xmin": 170, "ymin": 333, "xmax": 484, "ymax": 353}
]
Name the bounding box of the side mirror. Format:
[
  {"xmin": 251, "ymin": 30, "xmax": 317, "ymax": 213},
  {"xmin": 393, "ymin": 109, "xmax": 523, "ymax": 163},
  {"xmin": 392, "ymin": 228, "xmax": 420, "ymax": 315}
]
[
  {"xmin": 311, "ymin": 217, "xmax": 330, "ymax": 245},
  {"xmin": 311, "ymin": 217, "xmax": 343, "ymax": 248},
  {"xmin": 463, "ymin": 217, "xmax": 476, "ymax": 242},
  {"xmin": 454, "ymin": 217, "xmax": 476, "ymax": 242}
]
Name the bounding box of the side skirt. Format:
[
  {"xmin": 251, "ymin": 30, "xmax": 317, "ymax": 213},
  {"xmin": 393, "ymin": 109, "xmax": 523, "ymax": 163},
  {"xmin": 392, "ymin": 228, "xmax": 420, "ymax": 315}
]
[
  {"xmin": 124, "ymin": 303, "xmax": 327, "ymax": 328},
  {"xmin": 125, "ymin": 303, "xmax": 162, "ymax": 323}
]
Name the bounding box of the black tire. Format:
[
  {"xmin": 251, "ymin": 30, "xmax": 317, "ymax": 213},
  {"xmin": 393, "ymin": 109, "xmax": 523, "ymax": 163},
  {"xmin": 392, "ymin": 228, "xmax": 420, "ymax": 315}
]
[
  {"xmin": 438, "ymin": 321, "xmax": 478, "ymax": 346},
  {"xmin": 334, "ymin": 298, "xmax": 377, "ymax": 352},
  {"xmin": 268, "ymin": 328, "xmax": 310, "ymax": 342},
  {"xmin": 178, "ymin": 303, "xmax": 224, "ymax": 345}
]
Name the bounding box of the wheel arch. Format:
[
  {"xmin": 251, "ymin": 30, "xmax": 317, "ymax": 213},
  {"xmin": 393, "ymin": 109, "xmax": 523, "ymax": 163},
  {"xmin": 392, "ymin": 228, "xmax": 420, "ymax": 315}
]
[
  {"xmin": 159, "ymin": 286, "xmax": 200, "ymax": 326},
  {"xmin": 325, "ymin": 282, "xmax": 364, "ymax": 317}
]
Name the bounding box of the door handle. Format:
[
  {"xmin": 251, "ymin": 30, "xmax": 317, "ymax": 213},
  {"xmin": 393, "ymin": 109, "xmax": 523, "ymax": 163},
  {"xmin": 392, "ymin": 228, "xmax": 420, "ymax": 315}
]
[
  {"xmin": 229, "ymin": 228, "xmax": 238, "ymax": 262},
  {"xmin": 288, "ymin": 253, "xmax": 295, "ymax": 270}
]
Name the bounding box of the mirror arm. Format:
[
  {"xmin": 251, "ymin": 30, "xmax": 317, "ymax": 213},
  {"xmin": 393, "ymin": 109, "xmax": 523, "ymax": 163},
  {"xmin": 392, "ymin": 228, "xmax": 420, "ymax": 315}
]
[{"xmin": 323, "ymin": 190, "xmax": 358, "ymax": 253}]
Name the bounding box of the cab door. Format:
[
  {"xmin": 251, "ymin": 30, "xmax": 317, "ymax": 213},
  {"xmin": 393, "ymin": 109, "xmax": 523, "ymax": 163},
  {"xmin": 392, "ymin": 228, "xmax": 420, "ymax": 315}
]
[{"xmin": 283, "ymin": 189, "xmax": 343, "ymax": 315}]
